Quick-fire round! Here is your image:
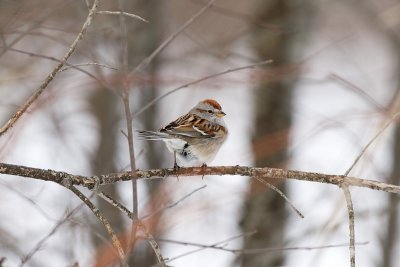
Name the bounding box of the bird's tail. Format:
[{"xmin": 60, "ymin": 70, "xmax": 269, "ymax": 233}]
[{"xmin": 136, "ymin": 130, "xmax": 169, "ymax": 140}]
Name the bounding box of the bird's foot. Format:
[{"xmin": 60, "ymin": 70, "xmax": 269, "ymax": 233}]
[
  {"xmin": 201, "ymin": 163, "xmax": 207, "ymax": 180},
  {"xmin": 173, "ymin": 162, "xmax": 180, "ymax": 181}
]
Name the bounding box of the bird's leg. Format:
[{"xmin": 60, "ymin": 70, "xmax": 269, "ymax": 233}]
[
  {"xmin": 201, "ymin": 163, "xmax": 207, "ymax": 180},
  {"xmin": 173, "ymin": 151, "xmax": 180, "ymax": 169},
  {"xmin": 173, "ymin": 151, "xmax": 180, "ymax": 180}
]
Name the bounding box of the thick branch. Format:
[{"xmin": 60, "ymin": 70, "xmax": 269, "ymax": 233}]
[{"xmin": 1, "ymin": 163, "xmax": 400, "ymax": 195}]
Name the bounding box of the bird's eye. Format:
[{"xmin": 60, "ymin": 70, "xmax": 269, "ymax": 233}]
[{"xmin": 207, "ymin": 110, "xmax": 213, "ymax": 113}]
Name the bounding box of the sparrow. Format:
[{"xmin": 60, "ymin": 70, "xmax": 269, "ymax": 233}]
[{"xmin": 137, "ymin": 99, "xmax": 228, "ymax": 168}]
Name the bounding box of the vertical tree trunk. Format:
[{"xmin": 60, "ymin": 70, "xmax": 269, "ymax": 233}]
[
  {"xmin": 239, "ymin": 1, "xmax": 311, "ymax": 266},
  {"xmin": 89, "ymin": 89, "xmax": 125, "ymax": 259}
]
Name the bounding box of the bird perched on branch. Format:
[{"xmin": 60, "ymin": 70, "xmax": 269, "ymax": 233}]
[{"xmin": 137, "ymin": 99, "xmax": 228, "ymax": 168}]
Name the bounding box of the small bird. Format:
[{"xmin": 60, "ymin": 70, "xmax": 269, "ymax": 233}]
[{"xmin": 137, "ymin": 99, "xmax": 228, "ymax": 168}]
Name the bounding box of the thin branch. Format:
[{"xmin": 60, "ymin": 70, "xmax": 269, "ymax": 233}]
[
  {"xmin": 96, "ymin": 191, "xmax": 166, "ymax": 266},
  {"xmin": 162, "ymin": 232, "xmax": 256, "ymax": 264},
  {"xmin": 329, "ymin": 73, "xmax": 385, "ymax": 111},
  {"xmin": 159, "ymin": 237, "xmax": 368, "ymax": 254},
  {"xmin": 7, "ymin": 48, "xmax": 99, "ymax": 81},
  {"xmin": 98, "ymin": 185, "xmax": 207, "ymax": 220},
  {"xmin": 60, "ymin": 62, "xmax": 118, "ymax": 72},
  {"xmin": 68, "ymin": 186, "xmax": 128, "ymax": 267},
  {"xmin": 141, "ymin": 185, "xmax": 207, "ymax": 220},
  {"xmin": 6, "ymin": 48, "xmax": 115, "ymax": 90},
  {"xmin": 117, "ymin": 2, "xmax": 154, "ymax": 266},
  {"xmin": 345, "ymin": 112, "xmax": 400, "ymax": 176},
  {"xmin": 0, "ymin": 0, "xmax": 100, "ymax": 137},
  {"xmin": 97, "ymin": 11, "xmax": 148, "ymax": 23},
  {"xmin": 133, "ymin": 60, "xmax": 272, "ymax": 117},
  {"xmin": 341, "ymin": 184, "xmax": 355, "ymax": 267},
  {"xmin": 2, "ymin": 163, "xmax": 400, "ymax": 195},
  {"xmin": 97, "ymin": 191, "xmax": 132, "ymax": 218},
  {"xmin": 253, "ymin": 177, "xmax": 304, "ymax": 218},
  {"xmin": 132, "ymin": 0, "xmax": 218, "ymax": 73},
  {"xmin": 20, "ymin": 203, "xmax": 85, "ymax": 267}
]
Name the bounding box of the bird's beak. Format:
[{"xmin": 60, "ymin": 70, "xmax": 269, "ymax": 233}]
[{"xmin": 216, "ymin": 111, "xmax": 226, "ymax": 117}]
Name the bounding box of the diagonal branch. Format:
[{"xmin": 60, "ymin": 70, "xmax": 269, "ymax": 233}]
[
  {"xmin": 96, "ymin": 191, "xmax": 166, "ymax": 266},
  {"xmin": 133, "ymin": 60, "xmax": 272, "ymax": 117},
  {"xmin": 68, "ymin": 186, "xmax": 128, "ymax": 267},
  {"xmin": 0, "ymin": 0, "xmax": 100, "ymax": 137},
  {"xmin": 132, "ymin": 0, "xmax": 218, "ymax": 73}
]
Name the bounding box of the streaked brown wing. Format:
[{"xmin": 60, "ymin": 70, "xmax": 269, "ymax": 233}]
[{"xmin": 160, "ymin": 114, "xmax": 224, "ymax": 138}]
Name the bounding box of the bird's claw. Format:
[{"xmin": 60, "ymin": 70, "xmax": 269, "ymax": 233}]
[{"xmin": 201, "ymin": 163, "xmax": 207, "ymax": 180}]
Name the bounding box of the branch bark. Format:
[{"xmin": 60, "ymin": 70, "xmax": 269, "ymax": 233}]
[{"xmin": 1, "ymin": 162, "xmax": 400, "ymax": 195}]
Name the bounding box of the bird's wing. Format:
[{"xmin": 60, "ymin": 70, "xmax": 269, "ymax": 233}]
[{"xmin": 160, "ymin": 114, "xmax": 227, "ymax": 138}]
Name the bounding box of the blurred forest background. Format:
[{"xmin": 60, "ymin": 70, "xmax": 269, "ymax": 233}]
[{"xmin": 0, "ymin": 0, "xmax": 400, "ymax": 266}]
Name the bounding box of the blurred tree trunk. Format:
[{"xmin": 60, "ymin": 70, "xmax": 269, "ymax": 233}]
[
  {"xmin": 89, "ymin": 89, "xmax": 125, "ymax": 259},
  {"xmin": 239, "ymin": 1, "xmax": 311, "ymax": 266},
  {"xmin": 122, "ymin": 0, "xmax": 164, "ymax": 266}
]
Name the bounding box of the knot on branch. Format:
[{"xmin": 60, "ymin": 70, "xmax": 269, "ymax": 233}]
[
  {"xmin": 61, "ymin": 175, "xmax": 72, "ymax": 188},
  {"xmin": 91, "ymin": 176, "xmax": 101, "ymax": 193}
]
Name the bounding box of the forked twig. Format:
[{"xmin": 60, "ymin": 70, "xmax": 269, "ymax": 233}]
[
  {"xmin": 0, "ymin": 0, "xmax": 100, "ymax": 136},
  {"xmin": 342, "ymin": 113, "xmax": 400, "ymax": 267},
  {"xmin": 96, "ymin": 191, "xmax": 166, "ymax": 266}
]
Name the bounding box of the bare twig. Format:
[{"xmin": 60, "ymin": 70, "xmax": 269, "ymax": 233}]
[
  {"xmin": 340, "ymin": 112, "xmax": 400, "ymax": 267},
  {"xmin": 0, "ymin": 0, "xmax": 100, "ymax": 137},
  {"xmin": 20, "ymin": 202, "xmax": 85, "ymax": 267},
  {"xmin": 253, "ymin": 177, "xmax": 304, "ymax": 218},
  {"xmin": 117, "ymin": 2, "xmax": 162, "ymax": 266},
  {"xmin": 329, "ymin": 73, "xmax": 385, "ymax": 111},
  {"xmin": 341, "ymin": 184, "xmax": 355, "ymax": 267},
  {"xmin": 345, "ymin": 112, "xmax": 400, "ymax": 176},
  {"xmin": 9, "ymin": 48, "xmax": 101, "ymax": 82},
  {"xmin": 2, "ymin": 163, "xmax": 400, "ymax": 195},
  {"xmin": 133, "ymin": 60, "xmax": 273, "ymax": 117},
  {"xmin": 0, "ymin": 3, "xmax": 67, "ymax": 58},
  {"xmin": 141, "ymin": 185, "xmax": 207, "ymax": 220},
  {"xmin": 96, "ymin": 191, "xmax": 166, "ymax": 265},
  {"xmin": 97, "ymin": 11, "xmax": 148, "ymax": 23},
  {"xmin": 162, "ymin": 231, "xmax": 256, "ymax": 264},
  {"xmin": 159, "ymin": 237, "xmax": 368, "ymax": 254},
  {"xmin": 68, "ymin": 186, "xmax": 127, "ymax": 266},
  {"xmin": 60, "ymin": 62, "xmax": 118, "ymax": 72},
  {"xmin": 132, "ymin": 0, "xmax": 218, "ymax": 73},
  {"xmin": 98, "ymin": 185, "xmax": 206, "ymax": 221},
  {"xmin": 97, "ymin": 191, "xmax": 132, "ymax": 218}
]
